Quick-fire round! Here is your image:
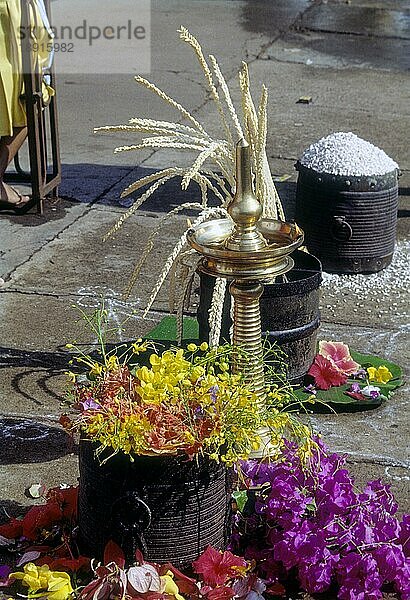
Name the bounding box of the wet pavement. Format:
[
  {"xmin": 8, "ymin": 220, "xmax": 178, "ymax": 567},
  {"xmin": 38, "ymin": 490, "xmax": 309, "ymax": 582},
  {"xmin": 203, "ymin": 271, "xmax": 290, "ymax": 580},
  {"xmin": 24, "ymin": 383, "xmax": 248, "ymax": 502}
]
[{"xmin": 0, "ymin": 0, "xmax": 409, "ymax": 547}]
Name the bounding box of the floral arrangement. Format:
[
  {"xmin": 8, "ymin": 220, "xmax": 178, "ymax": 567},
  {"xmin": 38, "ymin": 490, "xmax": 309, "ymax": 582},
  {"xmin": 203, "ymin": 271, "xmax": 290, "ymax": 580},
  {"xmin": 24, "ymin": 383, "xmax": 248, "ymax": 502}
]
[
  {"xmin": 1, "ymin": 517, "xmax": 263, "ymax": 600},
  {"xmin": 230, "ymin": 437, "xmax": 410, "ymax": 600},
  {"xmin": 296, "ymin": 340, "xmax": 403, "ymax": 409},
  {"xmin": 60, "ymin": 307, "xmax": 313, "ymax": 466},
  {"xmin": 75, "ymin": 544, "xmax": 262, "ymax": 600},
  {"xmin": 95, "ymin": 27, "xmax": 284, "ymax": 342},
  {"xmin": 0, "ymin": 485, "xmax": 263, "ymax": 600},
  {"xmin": 1, "ymin": 441, "xmax": 408, "ymax": 599},
  {"xmin": 0, "ymin": 486, "xmax": 86, "ymax": 599}
]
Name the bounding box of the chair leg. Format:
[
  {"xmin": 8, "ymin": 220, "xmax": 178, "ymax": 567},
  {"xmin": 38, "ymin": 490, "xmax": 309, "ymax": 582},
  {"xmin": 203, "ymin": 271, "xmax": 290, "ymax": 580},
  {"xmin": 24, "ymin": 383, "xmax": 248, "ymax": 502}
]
[
  {"xmin": 5, "ymin": 0, "xmax": 62, "ymax": 215},
  {"xmin": 13, "ymin": 152, "xmax": 27, "ymax": 176}
]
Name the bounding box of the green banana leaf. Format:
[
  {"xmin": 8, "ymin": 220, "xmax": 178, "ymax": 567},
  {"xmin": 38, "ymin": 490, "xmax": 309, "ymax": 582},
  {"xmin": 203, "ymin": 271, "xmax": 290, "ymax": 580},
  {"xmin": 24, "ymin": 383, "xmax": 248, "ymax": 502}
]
[{"xmin": 293, "ymin": 350, "xmax": 403, "ymax": 413}]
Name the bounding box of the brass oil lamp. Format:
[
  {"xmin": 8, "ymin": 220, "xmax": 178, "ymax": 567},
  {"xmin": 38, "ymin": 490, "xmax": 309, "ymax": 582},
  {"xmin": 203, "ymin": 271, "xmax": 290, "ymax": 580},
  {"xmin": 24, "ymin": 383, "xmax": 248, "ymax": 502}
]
[{"xmin": 187, "ymin": 139, "xmax": 303, "ymax": 455}]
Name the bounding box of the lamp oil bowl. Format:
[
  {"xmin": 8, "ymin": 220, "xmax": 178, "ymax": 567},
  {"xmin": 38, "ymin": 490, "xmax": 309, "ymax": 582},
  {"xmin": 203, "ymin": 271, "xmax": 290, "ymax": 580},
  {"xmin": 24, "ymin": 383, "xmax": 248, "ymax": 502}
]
[
  {"xmin": 188, "ymin": 218, "xmax": 303, "ymax": 281},
  {"xmin": 187, "ymin": 139, "xmax": 303, "ymax": 283}
]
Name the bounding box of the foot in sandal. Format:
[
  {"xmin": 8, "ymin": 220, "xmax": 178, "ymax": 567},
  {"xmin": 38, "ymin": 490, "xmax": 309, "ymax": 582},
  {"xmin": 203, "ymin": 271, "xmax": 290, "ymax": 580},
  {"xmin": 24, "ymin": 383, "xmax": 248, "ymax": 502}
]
[{"xmin": 0, "ymin": 181, "xmax": 30, "ymax": 211}]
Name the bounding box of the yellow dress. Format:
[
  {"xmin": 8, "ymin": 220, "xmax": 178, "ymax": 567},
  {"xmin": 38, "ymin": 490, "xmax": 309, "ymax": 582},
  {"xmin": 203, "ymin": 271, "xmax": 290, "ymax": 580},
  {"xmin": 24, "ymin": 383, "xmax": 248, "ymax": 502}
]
[{"xmin": 0, "ymin": 0, "xmax": 53, "ymax": 137}]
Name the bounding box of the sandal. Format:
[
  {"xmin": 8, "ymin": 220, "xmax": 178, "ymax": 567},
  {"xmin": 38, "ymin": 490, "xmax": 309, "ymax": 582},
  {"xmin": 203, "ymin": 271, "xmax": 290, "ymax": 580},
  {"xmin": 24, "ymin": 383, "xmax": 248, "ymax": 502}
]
[{"xmin": 0, "ymin": 183, "xmax": 32, "ymax": 214}]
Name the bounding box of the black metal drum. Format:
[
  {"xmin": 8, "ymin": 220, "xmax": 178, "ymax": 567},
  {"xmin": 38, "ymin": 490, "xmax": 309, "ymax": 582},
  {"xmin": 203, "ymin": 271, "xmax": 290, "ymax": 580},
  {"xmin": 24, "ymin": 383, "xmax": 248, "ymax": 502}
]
[
  {"xmin": 295, "ymin": 163, "xmax": 398, "ymax": 273},
  {"xmin": 78, "ymin": 441, "xmax": 232, "ymax": 567},
  {"xmin": 197, "ymin": 250, "xmax": 322, "ymax": 382}
]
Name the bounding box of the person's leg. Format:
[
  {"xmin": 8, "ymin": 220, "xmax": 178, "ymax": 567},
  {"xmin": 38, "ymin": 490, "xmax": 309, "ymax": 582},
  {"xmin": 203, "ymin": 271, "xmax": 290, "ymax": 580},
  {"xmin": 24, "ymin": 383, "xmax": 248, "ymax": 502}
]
[{"xmin": 0, "ymin": 126, "xmax": 29, "ymax": 205}]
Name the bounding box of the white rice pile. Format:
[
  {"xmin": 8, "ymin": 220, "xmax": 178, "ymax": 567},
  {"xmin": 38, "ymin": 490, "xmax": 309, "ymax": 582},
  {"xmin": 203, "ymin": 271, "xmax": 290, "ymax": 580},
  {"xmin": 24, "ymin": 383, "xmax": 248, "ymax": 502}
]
[
  {"xmin": 299, "ymin": 132, "xmax": 398, "ymax": 176},
  {"xmin": 321, "ymin": 239, "xmax": 410, "ymax": 319}
]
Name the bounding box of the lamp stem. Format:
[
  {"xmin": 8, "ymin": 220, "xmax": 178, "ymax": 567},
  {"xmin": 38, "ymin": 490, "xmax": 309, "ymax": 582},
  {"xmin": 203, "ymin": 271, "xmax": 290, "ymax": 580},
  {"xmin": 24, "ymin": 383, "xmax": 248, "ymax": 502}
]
[{"xmin": 229, "ymin": 280, "xmax": 266, "ymax": 406}]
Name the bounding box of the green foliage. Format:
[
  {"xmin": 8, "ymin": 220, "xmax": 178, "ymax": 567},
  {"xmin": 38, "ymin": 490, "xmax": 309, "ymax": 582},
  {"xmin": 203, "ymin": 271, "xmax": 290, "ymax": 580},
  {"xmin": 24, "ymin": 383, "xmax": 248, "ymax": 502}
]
[{"xmin": 293, "ymin": 350, "xmax": 403, "ymax": 413}]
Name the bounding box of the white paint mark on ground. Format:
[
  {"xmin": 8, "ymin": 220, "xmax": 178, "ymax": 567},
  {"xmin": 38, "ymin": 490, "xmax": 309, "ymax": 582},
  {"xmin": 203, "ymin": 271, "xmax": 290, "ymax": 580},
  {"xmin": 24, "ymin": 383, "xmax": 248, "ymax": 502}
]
[
  {"xmin": 76, "ymin": 286, "xmax": 143, "ymax": 342},
  {"xmin": 385, "ymin": 466, "xmax": 410, "ymax": 481}
]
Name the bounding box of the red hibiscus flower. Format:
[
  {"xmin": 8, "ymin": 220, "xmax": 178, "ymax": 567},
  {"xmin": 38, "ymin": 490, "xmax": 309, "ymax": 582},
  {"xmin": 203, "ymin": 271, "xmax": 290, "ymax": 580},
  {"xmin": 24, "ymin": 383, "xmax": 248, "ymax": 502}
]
[
  {"xmin": 0, "ymin": 518, "xmax": 23, "ymax": 540},
  {"xmin": 21, "ymin": 500, "xmax": 63, "ymax": 540},
  {"xmin": 192, "ymin": 546, "xmax": 246, "ymax": 587},
  {"xmin": 37, "ymin": 556, "xmax": 91, "ymax": 572},
  {"xmin": 308, "ymin": 355, "xmax": 347, "ymax": 390},
  {"xmin": 49, "ymin": 486, "xmax": 78, "ymax": 520},
  {"xmin": 206, "ymin": 586, "xmax": 235, "ymax": 600}
]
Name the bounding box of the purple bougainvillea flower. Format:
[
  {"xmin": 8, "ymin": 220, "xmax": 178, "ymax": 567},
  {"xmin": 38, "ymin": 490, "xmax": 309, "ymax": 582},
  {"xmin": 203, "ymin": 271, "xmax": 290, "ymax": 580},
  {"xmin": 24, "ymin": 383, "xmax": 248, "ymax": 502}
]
[
  {"xmin": 298, "ymin": 552, "xmax": 333, "ymax": 593},
  {"xmin": 399, "ymin": 514, "xmax": 410, "ymax": 556},
  {"xmin": 372, "ymin": 544, "xmax": 405, "ymax": 581},
  {"xmin": 0, "ymin": 565, "xmax": 11, "ymax": 587},
  {"xmin": 233, "ymin": 436, "xmax": 410, "ymax": 599},
  {"xmin": 360, "ymin": 480, "xmax": 398, "ymax": 516}
]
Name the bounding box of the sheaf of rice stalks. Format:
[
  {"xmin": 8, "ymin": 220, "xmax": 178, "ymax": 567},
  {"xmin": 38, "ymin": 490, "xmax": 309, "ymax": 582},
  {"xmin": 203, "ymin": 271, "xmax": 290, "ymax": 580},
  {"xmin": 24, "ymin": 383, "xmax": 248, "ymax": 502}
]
[{"xmin": 95, "ymin": 26, "xmax": 284, "ymax": 344}]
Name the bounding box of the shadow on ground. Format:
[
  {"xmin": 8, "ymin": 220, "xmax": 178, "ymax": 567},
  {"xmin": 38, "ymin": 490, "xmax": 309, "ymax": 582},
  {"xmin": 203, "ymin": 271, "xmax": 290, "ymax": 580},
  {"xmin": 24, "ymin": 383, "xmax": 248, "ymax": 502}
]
[
  {"xmin": 58, "ymin": 163, "xmax": 301, "ymax": 219},
  {"xmin": 0, "ymin": 347, "xmax": 70, "ymax": 370},
  {"xmin": 58, "ymin": 163, "xmax": 226, "ymax": 212},
  {"xmin": 4, "ymin": 164, "xmax": 408, "ymax": 229},
  {"xmin": 0, "ymin": 418, "xmax": 76, "ymax": 465}
]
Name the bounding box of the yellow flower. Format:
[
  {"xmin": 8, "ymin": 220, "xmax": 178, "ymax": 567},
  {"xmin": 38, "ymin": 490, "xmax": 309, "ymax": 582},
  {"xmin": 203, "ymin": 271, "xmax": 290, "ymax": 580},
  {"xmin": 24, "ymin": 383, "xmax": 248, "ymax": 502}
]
[
  {"xmin": 137, "ymin": 365, "xmax": 155, "ymax": 384},
  {"xmin": 89, "ymin": 362, "xmax": 103, "ymax": 377},
  {"xmin": 297, "ymin": 439, "xmax": 316, "ymax": 462},
  {"xmin": 149, "ymin": 353, "xmax": 162, "ymax": 367},
  {"xmin": 252, "ymin": 436, "xmax": 262, "ymax": 451},
  {"xmin": 106, "ymin": 355, "xmax": 119, "ymax": 371},
  {"xmin": 65, "ymin": 371, "xmax": 76, "ymax": 383},
  {"xmin": 161, "ymin": 571, "xmax": 185, "ymax": 600},
  {"xmin": 46, "ymin": 572, "xmax": 73, "ymax": 600},
  {"xmin": 9, "ymin": 564, "xmax": 73, "ymax": 600},
  {"xmin": 183, "ymin": 431, "xmax": 196, "ymax": 445},
  {"xmin": 187, "ymin": 343, "xmax": 197, "ymax": 352},
  {"xmin": 190, "ymin": 365, "xmax": 204, "ymax": 382},
  {"xmin": 10, "ymin": 563, "xmax": 50, "ymax": 592},
  {"xmin": 367, "ymin": 365, "xmax": 393, "ymax": 384},
  {"xmin": 132, "ymin": 338, "xmax": 148, "ymax": 354},
  {"xmin": 199, "ymin": 342, "xmax": 208, "ymax": 351}
]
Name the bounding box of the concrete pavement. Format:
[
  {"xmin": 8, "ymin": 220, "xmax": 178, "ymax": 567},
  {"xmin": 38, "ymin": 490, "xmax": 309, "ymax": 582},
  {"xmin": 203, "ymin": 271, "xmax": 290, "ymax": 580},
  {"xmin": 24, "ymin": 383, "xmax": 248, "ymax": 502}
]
[{"xmin": 0, "ymin": 0, "xmax": 409, "ymax": 524}]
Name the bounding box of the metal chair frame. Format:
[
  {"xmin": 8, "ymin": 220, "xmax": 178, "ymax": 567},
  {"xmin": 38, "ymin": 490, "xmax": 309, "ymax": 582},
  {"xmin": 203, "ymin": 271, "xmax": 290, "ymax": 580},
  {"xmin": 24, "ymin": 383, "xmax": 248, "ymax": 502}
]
[{"xmin": 4, "ymin": 0, "xmax": 61, "ymax": 214}]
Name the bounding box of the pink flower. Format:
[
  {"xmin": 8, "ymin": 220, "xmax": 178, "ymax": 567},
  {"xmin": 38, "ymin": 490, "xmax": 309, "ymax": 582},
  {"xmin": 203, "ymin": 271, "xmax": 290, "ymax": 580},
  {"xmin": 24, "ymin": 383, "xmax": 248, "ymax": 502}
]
[
  {"xmin": 318, "ymin": 341, "xmax": 360, "ymax": 375},
  {"xmin": 308, "ymin": 355, "xmax": 347, "ymax": 390},
  {"xmin": 192, "ymin": 546, "xmax": 247, "ymax": 587}
]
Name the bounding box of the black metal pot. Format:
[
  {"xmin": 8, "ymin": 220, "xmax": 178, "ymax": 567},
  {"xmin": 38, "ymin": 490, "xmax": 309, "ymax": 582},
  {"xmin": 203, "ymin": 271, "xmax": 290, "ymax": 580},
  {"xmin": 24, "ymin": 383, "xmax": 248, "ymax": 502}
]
[
  {"xmin": 78, "ymin": 441, "xmax": 232, "ymax": 567},
  {"xmin": 295, "ymin": 162, "xmax": 398, "ymax": 273},
  {"xmin": 197, "ymin": 250, "xmax": 322, "ymax": 382}
]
